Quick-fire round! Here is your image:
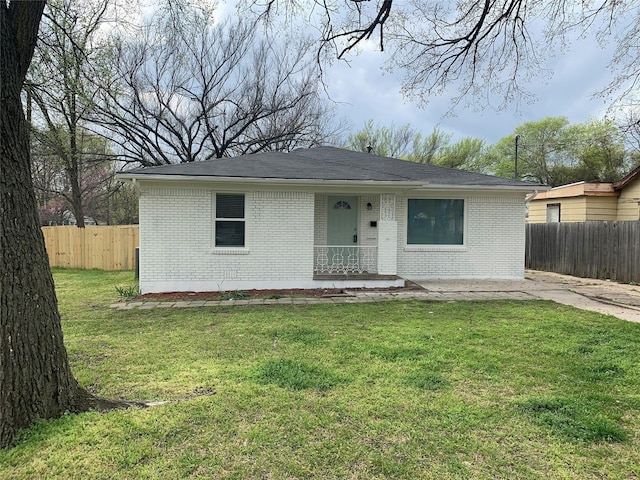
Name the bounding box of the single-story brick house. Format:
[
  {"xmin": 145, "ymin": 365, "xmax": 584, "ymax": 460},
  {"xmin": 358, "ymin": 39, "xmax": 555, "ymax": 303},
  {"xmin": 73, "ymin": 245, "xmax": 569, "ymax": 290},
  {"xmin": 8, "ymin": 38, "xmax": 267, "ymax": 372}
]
[
  {"xmin": 527, "ymin": 165, "xmax": 640, "ymax": 223},
  {"xmin": 119, "ymin": 146, "xmax": 542, "ymax": 293}
]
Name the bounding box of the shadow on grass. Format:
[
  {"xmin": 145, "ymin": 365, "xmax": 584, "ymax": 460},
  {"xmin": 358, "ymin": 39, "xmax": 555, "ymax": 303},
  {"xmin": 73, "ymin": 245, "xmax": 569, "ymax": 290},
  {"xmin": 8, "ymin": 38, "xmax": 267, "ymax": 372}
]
[{"xmin": 517, "ymin": 396, "xmax": 627, "ymax": 443}]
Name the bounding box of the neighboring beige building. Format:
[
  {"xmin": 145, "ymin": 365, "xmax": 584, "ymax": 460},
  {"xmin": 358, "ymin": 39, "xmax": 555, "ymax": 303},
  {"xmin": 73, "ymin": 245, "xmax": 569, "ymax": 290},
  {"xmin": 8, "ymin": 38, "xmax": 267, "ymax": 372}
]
[{"xmin": 528, "ymin": 165, "xmax": 640, "ymax": 223}]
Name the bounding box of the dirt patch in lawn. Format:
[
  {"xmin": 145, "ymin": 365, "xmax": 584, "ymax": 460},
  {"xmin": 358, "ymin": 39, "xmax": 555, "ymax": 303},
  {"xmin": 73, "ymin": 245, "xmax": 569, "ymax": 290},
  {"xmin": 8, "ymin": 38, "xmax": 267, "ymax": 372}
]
[{"xmin": 137, "ymin": 282, "xmax": 424, "ymax": 301}]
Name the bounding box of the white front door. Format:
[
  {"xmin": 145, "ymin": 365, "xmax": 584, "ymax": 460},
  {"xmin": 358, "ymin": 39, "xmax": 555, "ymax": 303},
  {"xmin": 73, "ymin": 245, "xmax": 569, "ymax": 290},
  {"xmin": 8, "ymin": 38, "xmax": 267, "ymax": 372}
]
[{"xmin": 327, "ymin": 196, "xmax": 358, "ymax": 245}]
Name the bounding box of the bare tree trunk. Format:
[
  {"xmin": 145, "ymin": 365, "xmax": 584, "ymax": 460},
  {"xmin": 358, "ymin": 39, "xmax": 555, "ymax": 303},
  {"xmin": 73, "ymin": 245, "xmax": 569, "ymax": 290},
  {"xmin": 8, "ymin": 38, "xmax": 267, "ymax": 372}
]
[
  {"xmin": 0, "ymin": 1, "xmax": 129, "ymax": 449},
  {"xmin": 68, "ymin": 92, "xmax": 85, "ymax": 228}
]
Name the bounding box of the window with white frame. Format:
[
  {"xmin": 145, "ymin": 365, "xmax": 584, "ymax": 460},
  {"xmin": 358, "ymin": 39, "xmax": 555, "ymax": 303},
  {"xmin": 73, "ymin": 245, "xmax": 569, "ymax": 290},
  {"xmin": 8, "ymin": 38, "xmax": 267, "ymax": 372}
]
[
  {"xmin": 407, "ymin": 199, "xmax": 464, "ymax": 245},
  {"xmin": 546, "ymin": 203, "xmax": 560, "ymax": 223},
  {"xmin": 215, "ymin": 194, "xmax": 245, "ymax": 247}
]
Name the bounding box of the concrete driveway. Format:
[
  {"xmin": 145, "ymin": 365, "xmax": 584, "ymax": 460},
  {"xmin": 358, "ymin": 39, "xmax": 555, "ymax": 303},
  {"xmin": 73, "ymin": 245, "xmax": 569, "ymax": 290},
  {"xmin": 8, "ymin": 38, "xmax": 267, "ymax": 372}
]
[{"xmin": 414, "ymin": 270, "xmax": 640, "ymax": 323}]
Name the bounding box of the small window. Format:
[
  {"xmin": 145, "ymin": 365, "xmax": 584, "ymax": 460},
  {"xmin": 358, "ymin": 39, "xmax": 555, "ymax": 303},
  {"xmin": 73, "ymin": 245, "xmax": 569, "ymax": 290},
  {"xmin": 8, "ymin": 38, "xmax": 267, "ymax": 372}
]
[
  {"xmin": 546, "ymin": 203, "xmax": 560, "ymax": 223},
  {"xmin": 407, "ymin": 199, "xmax": 464, "ymax": 245},
  {"xmin": 215, "ymin": 194, "xmax": 245, "ymax": 247},
  {"xmin": 333, "ymin": 201, "xmax": 351, "ymax": 209}
]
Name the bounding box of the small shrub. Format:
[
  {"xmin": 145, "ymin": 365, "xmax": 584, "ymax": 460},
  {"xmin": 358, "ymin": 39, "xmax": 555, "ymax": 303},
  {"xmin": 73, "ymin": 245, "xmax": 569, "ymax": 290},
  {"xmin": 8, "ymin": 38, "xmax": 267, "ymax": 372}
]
[
  {"xmin": 219, "ymin": 290, "xmax": 250, "ymax": 300},
  {"xmin": 115, "ymin": 284, "xmax": 140, "ymax": 299}
]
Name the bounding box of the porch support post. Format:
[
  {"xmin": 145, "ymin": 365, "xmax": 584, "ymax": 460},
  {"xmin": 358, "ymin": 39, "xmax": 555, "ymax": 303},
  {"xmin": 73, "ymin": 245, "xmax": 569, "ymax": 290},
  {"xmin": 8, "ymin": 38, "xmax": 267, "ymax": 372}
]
[{"xmin": 377, "ymin": 194, "xmax": 397, "ymax": 275}]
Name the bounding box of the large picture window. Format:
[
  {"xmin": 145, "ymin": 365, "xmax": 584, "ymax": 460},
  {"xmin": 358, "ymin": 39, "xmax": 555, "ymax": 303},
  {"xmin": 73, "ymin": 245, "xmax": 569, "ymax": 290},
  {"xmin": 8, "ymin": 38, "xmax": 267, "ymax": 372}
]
[
  {"xmin": 407, "ymin": 199, "xmax": 464, "ymax": 245},
  {"xmin": 215, "ymin": 194, "xmax": 245, "ymax": 247}
]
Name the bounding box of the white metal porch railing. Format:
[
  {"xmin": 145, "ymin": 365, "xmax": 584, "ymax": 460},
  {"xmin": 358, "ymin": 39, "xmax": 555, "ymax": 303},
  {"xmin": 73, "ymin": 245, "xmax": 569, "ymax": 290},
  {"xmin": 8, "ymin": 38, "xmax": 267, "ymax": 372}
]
[{"xmin": 314, "ymin": 245, "xmax": 378, "ymax": 274}]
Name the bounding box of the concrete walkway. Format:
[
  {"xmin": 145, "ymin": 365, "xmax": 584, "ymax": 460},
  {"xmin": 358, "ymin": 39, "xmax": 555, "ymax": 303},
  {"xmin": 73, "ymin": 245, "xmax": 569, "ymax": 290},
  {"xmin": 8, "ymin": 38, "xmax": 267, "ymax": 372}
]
[
  {"xmin": 415, "ymin": 270, "xmax": 640, "ymax": 323},
  {"xmin": 111, "ymin": 270, "xmax": 640, "ymax": 323}
]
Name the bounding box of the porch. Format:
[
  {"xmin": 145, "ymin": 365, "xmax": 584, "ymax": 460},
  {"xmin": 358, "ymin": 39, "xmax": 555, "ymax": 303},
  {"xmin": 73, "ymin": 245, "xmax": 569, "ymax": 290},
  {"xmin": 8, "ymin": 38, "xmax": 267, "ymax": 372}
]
[
  {"xmin": 313, "ymin": 245, "xmax": 378, "ymax": 275},
  {"xmin": 312, "ymin": 193, "xmax": 398, "ymax": 280}
]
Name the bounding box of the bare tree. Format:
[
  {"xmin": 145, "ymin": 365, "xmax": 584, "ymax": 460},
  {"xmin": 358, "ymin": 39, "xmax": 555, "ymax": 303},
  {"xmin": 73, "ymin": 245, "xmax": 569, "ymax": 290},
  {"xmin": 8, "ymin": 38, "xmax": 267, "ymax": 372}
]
[
  {"xmin": 252, "ymin": 0, "xmax": 640, "ymax": 110},
  {"xmin": 27, "ymin": 0, "xmax": 119, "ymax": 227},
  {"xmin": 92, "ymin": 3, "xmax": 342, "ymax": 167},
  {"xmin": 29, "ymin": 126, "xmax": 117, "ymax": 225}
]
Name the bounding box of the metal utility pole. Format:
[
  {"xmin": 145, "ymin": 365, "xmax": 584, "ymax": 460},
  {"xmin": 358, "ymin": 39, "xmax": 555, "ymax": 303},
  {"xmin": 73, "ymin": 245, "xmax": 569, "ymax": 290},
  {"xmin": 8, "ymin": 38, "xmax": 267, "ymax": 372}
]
[{"xmin": 514, "ymin": 134, "xmax": 520, "ymax": 179}]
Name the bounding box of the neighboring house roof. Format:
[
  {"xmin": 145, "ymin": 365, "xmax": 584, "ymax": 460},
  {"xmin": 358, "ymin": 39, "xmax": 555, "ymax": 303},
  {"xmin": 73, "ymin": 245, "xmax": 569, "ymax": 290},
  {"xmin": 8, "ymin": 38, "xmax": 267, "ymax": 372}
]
[
  {"xmin": 529, "ymin": 181, "xmax": 619, "ymax": 200},
  {"xmin": 529, "ymin": 164, "xmax": 640, "ymax": 201},
  {"xmin": 119, "ymin": 146, "xmax": 542, "ymax": 191}
]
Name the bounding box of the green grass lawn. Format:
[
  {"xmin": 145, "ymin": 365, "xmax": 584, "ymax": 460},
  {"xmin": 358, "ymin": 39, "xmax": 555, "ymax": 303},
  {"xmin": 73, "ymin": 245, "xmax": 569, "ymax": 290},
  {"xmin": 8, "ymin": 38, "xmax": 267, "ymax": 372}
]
[{"xmin": 2, "ymin": 269, "xmax": 640, "ymax": 479}]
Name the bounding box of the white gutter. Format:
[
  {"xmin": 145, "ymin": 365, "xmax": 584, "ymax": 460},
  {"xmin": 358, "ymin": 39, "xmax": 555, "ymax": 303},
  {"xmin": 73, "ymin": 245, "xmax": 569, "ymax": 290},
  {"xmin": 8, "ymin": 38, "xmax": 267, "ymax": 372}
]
[
  {"xmin": 116, "ymin": 173, "xmax": 545, "ymax": 193},
  {"xmin": 415, "ymin": 183, "xmax": 550, "ymax": 193},
  {"xmin": 116, "ymin": 173, "xmax": 426, "ymax": 188}
]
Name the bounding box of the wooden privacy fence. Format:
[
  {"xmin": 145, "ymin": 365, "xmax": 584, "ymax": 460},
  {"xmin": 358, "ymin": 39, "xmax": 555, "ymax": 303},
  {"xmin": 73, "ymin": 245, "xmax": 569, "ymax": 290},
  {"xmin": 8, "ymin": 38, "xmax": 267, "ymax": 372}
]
[
  {"xmin": 42, "ymin": 225, "xmax": 139, "ymax": 270},
  {"xmin": 526, "ymin": 221, "xmax": 640, "ymax": 283}
]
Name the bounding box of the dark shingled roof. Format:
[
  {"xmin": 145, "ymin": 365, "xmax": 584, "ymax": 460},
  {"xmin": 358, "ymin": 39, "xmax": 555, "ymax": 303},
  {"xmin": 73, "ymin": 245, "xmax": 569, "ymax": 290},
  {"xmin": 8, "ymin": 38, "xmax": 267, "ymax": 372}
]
[{"xmin": 123, "ymin": 146, "xmax": 540, "ymax": 188}]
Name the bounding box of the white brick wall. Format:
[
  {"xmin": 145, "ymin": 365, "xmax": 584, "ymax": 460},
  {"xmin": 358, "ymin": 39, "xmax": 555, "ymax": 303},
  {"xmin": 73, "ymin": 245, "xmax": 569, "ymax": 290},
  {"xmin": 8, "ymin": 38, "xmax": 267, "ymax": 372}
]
[
  {"xmin": 139, "ymin": 185, "xmax": 315, "ymax": 293},
  {"xmin": 138, "ymin": 184, "xmax": 527, "ymax": 292},
  {"xmin": 313, "ymin": 194, "xmax": 327, "ymax": 245},
  {"xmin": 397, "ymin": 193, "xmax": 526, "ymax": 279},
  {"xmin": 377, "ymin": 220, "xmax": 397, "ymax": 275}
]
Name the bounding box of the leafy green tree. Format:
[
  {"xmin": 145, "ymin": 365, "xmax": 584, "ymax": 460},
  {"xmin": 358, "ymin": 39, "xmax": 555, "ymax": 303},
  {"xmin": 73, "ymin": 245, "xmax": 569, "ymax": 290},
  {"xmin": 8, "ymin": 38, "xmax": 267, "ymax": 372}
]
[
  {"xmin": 564, "ymin": 118, "xmax": 628, "ymax": 182},
  {"xmin": 345, "ymin": 120, "xmax": 451, "ymax": 162},
  {"xmin": 486, "ymin": 117, "xmax": 630, "ymax": 185},
  {"xmin": 489, "ymin": 117, "xmax": 570, "ymax": 184},
  {"xmin": 346, "ymin": 120, "xmax": 420, "ymax": 158},
  {"xmin": 437, "ymin": 137, "xmax": 488, "ymax": 172},
  {"xmin": 406, "ymin": 128, "xmax": 452, "ymax": 165},
  {"xmin": 345, "ymin": 120, "xmax": 488, "ymax": 172}
]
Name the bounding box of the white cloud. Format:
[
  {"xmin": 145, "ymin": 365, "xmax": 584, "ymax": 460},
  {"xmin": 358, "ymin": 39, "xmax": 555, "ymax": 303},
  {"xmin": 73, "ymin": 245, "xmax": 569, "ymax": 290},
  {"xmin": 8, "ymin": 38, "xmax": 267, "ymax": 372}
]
[{"xmin": 325, "ymin": 32, "xmax": 621, "ymax": 144}]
